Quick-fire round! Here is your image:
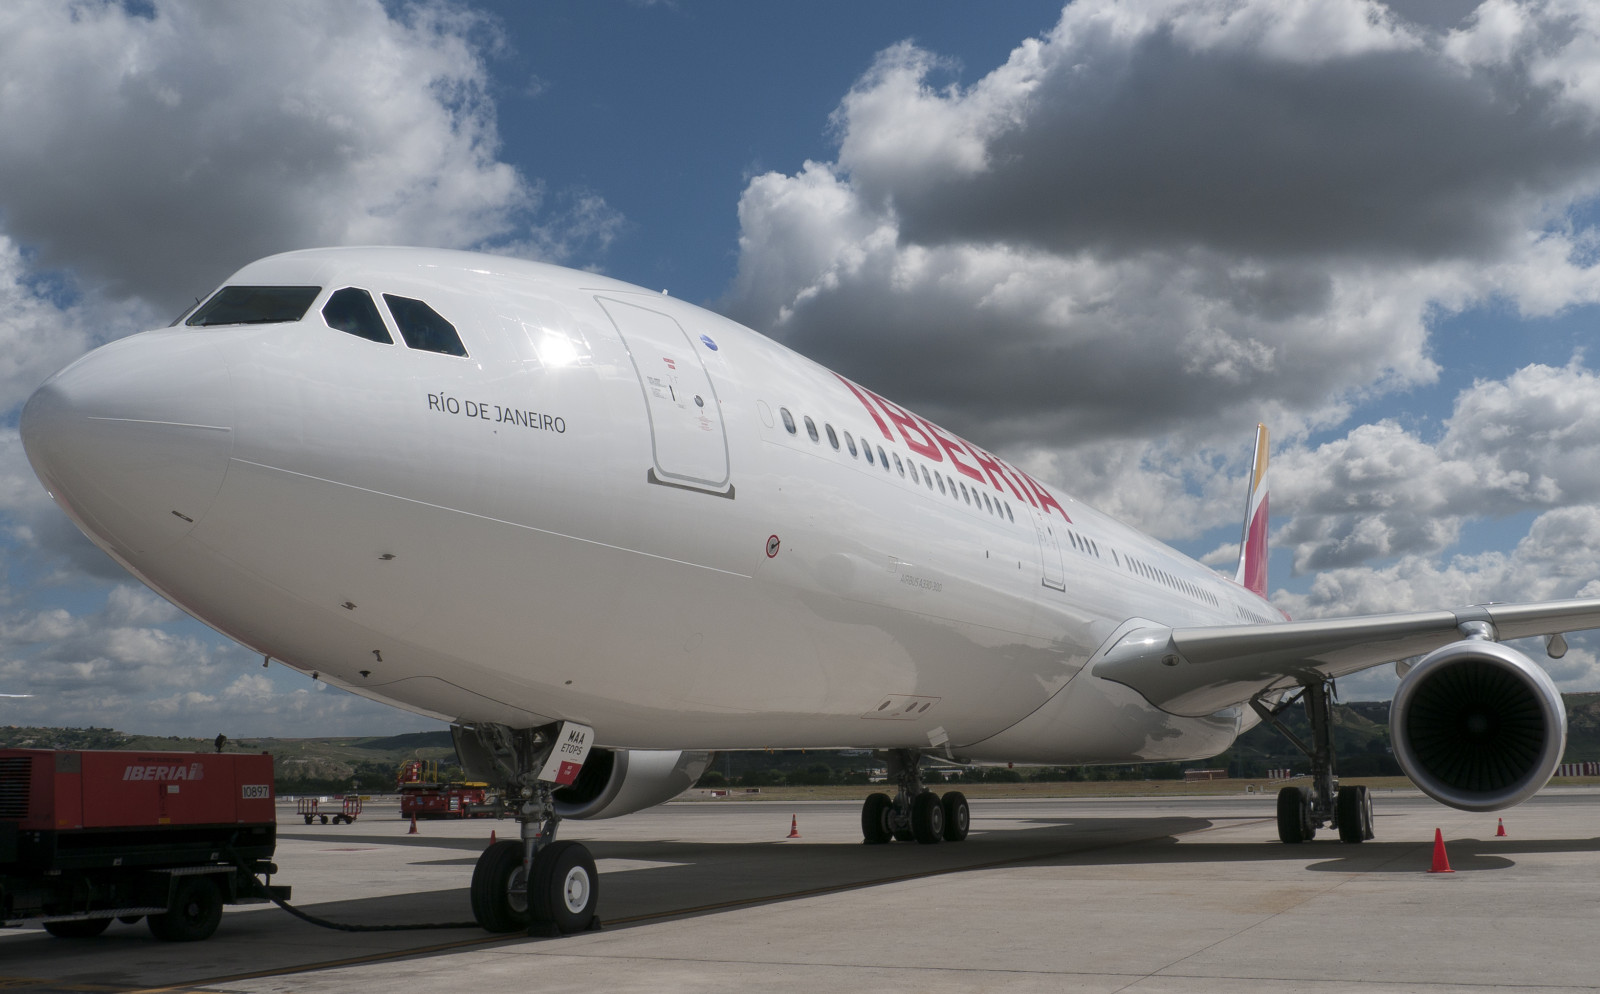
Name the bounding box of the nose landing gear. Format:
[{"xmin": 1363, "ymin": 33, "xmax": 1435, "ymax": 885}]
[
  {"xmin": 454, "ymin": 722, "xmax": 602, "ymax": 936},
  {"xmin": 860, "ymin": 749, "xmax": 971, "ymax": 845}
]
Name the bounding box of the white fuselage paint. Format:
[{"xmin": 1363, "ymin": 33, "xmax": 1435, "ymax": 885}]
[{"xmin": 24, "ymin": 248, "xmax": 1283, "ymax": 764}]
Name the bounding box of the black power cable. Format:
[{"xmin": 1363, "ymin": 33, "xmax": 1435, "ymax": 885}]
[{"xmin": 225, "ymin": 846, "xmax": 481, "ymax": 932}]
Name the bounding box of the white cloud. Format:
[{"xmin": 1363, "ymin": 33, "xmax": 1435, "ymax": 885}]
[
  {"xmin": 724, "ymin": 0, "xmax": 1600, "ymax": 466},
  {"xmin": 1273, "ymin": 358, "xmax": 1600, "ymax": 572},
  {"xmin": 0, "ymin": 0, "xmax": 614, "ymax": 312}
]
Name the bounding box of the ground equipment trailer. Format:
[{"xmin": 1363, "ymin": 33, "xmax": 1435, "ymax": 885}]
[
  {"xmin": 0, "ymin": 749, "xmax": 288, "ymax": 941},
  {"xmin": 397, "ymin": 759, "xmax": 495, "ymax": 819}
]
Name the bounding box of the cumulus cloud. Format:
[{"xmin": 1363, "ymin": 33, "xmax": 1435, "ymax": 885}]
[
  {"xmin": 1275, "ymin": 358, "xmax": 1600, "ymax": 572},
  {"xmin": 723, "ymin": 0, "xmax": 1600, "ymax": 457},
  {"xmin": 0, "ymin": 584, "xmax": 401, "ymax": 734},
  {"xmin": 0, "ymin": 0, "xmax": 616, "ymax": 312}
]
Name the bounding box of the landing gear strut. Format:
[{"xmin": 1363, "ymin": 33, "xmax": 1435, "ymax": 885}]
[
  {"xmin": 1252, "ymin": 680, "xmax": 1374, "ymax": 845},
  {"xmin": 860, "ymin": 749, "xmax": 970, "ymax": 845},
  {"xmin": 454, "ymin": 722, "xmax": 601, "ymax": 935}
]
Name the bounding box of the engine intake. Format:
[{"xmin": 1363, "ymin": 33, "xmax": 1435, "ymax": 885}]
[
  {"xmin": 1390, "ymin": 639, "xmax": 1566, "ymax": 812},
  {"xmin": 553, "ymin": 748, "xmax": 711, "ymax": 820}
]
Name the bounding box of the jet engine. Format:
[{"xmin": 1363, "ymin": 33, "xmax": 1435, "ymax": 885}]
[
  {"xmin": 1390, "ymin": 639, "xmax": 1566, "ymax": 812},
  {"xmin": 553, "ymin": 748, "xmax": 712, "ymax": 820}
]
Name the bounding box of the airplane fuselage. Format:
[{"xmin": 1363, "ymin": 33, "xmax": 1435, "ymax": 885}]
[{"xmin": 24, "ymin": 248, "xmax": 1281, "ymax": 764}]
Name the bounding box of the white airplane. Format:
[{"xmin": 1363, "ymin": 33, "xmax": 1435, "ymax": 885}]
[{"xmin": 20, "ymin": 246, "xmax": 1600, "ymax": 934}]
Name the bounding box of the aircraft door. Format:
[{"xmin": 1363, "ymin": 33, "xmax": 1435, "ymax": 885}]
[
  {"xmin": 1033, "ymin": 510, "xmax": 1066, "ymax": 591},
  {"xmin": 598, "ymin": 297, "xmax": 731, "ymax": 495}
]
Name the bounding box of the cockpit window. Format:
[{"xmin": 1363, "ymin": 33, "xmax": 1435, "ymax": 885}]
[
  {"xmin": 383, "ymin": 294, "xmax": 468, "ymax": 357},
  {"xmin": 322, "ymin": 288, "xmax": 392, "ymax": 344},
  {"xmin": 186, "ymin": 286, "xmax": 321, "ymax": 327}
]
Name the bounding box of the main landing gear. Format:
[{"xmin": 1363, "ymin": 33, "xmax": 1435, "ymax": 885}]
[
  {"xmin": 1252, "ymin": 680, "xmax": 1374, "ymax": 845},
  {"xmin": 860, "ymin": 749, "xmax": 970, "ymax": 845},
  {"xmin": 454, "ymin": 723, "xmax": 601, "ymax": 936}
]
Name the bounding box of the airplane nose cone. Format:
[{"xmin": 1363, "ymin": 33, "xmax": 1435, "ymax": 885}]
[{"xmin": 20, "ymin": 331, "xmax": 234, "ymax": 558}]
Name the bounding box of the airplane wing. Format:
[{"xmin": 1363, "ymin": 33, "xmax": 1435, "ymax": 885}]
[{"xmin": 1092, "ymin": 597, "xmax": 1600, "ymax": 717}]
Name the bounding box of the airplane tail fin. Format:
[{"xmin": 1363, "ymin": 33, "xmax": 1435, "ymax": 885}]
[{"xmin": 1234, "ymin": 424, "xmax": 1270, "ymax": 598}]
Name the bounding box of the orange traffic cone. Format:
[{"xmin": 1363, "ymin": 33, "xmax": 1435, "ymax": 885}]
[
  {"xmin": 490, "ymin": 829, "xmax": 497, "ymax": 844},
  {"xmin": 408, "ymin": 813, "xmax": 418, "ymax": 835},
  {"xmin": 1495, "ymin": 818, "xmax": 1507, "ymax": 837},
  {"xmin": 1428, "ymin": 828, "xmax": 1453, "ymax": 873},
  {"xmin": 787, "ymin": 814, "xmax": 800, "ymax": 839}
]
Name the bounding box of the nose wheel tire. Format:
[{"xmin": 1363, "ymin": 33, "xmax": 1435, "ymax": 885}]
[
  {"xmin": 861, "ymin": 792, "xmax": 893, "ymax": 844},
  {"xmin": 940, "ymin": 791, "xmax": 970, "ymax": 841},
  {"xmin": 531, "ymin": 840, "xmax": 599, "ymax": 934},
  {"xmin": 1337, "ymin": 784, "xmax": 1374, "ymax": 843},
  {"xmin": 911, "ymin": 791, "xmax": 944, "ymax": 844},
  {"xmin": 471, "ymin": 839, "xmax": 531, "ymax": 933}
]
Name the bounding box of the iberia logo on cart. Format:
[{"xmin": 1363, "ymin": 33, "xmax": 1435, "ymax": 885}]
[{"xmin": 123, "ymin": 761, "xmax": 204, "ymax": 781}]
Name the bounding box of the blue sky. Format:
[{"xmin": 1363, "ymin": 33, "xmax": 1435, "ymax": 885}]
[{"xmin": 3, "ymin": 0, "xmax": 1600, "ymax": 734}]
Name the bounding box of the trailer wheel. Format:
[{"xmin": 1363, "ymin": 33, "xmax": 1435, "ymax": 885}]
[
  {"xmin": 148, "ymin": 876, "xmax": 223, "ymax": 942},
  {"xmin": 304, "ymin": 814, "xmax": 313, "ymax": 824},
  {"xmin": 44, "ymin": 918, "xmax": 111, "ymax": 938}
]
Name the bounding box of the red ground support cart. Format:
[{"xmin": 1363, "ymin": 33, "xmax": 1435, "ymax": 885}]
[
  {"xmin": 396, "ymin": 759, "xmax": 496, "ymax": 819},
  {"xmin": 0, "ymin": 749, "xmax": 288, "ymax": 941}
]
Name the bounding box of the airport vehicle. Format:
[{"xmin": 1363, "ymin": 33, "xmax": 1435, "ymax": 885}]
[
  {"xmin": 20, "ymin": 246, "xmax": 1600, "ymax": 934},
  {"xmin": 296, "ymin": 795, "xmax": 362, "ymax": 824},
  {"xmin": 0, "ymin": 749, "xmax": 287, "ymax": 940},
  {"xmin": 397, "ymin": 760, "xmax": 493, "ymax": 819}
]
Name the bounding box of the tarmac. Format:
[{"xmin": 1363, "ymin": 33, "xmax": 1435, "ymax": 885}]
[{"xmin": 3, "ymin": 788, "xmax": 1600, "ymax": 993}]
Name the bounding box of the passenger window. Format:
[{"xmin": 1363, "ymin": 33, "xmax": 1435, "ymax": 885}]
[
  {"xmin": 321, "ymin": 288, "xmax": 392, "ymax": 344},
  {"xmin": 187, "ymin": 286, "xmax": 321, "ymax": 326},
  {"xmin": 804, "ymin": 415, "xmax": 819, "ymax": 442},
  {"xmin": 877, "ymin": 446, "xmax": 889, "ymax": 471},
  {"xmin": 936, "ymin": 473, "xmax": 946, "ymax": 495},
  {"xmin": 921, "ymin": 466, "xmax": 933, "ymax": 489},
  {"xmin": 894, "ymin": 453, "xmax": 905, "ymax": 477},
  {"xmin": 781, "ymin": 408, "xmax": 797, "ymax": 434},
  {"xmin": 1005, "ymin": 503, "xmax": 1014, "ymax": 522},
  {"xmin": 864, "ymin": 443, "xmax": 874, "ymax": 465},
  {"xmin": 845, "ymin": 431, "xmax": 857, "ymax": 457},
  {"xmin": 826, "ymin": 424, "xmax": 839, "ymax": 450},
  {"xmin": 383, "ymin": 294, "xmax": 468, "ymax": 357},
  {"xmin": 983, "ymin": 493, "xmax": 992, "ymax": 513},
  {"xmin": 960, "ymin": 482, "xmax": 971, "ymax": 504}
]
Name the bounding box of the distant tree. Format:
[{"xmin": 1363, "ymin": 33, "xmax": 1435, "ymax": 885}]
[
  {"xmin": 788, "ymin": 763, "xmax": 834, "ymax": 786},
  {"xmin": 984, "ymin": 767, "xmax": 1024, "ymax": 783},
  {"xmin": 739, "ymin": 768, "xmax": 785, "ymax": 787},
  {"xmin": 697, "ymin": 770, "xmax": 728, "ymax": 788}
]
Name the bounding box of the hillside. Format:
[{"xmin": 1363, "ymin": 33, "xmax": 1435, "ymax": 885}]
[{"xmin": 0, "ymin": 726, "xmax": 457, "ymax": 792}]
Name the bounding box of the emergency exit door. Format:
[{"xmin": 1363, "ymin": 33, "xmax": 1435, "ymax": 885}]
[{"xmin": 599, "ymin": 297, "xmax": 731, "ymax": 494}]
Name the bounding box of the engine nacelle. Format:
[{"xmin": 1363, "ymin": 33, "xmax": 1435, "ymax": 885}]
[
  {"xmin": 553, "ymin": 748, "xmax": 711, "ymax": 820},
  {"xmin": 1390, "ymin": 639, "xmax": 1566, "ymax": 812}
]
